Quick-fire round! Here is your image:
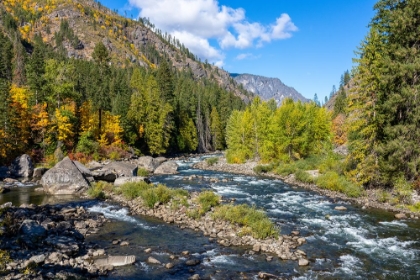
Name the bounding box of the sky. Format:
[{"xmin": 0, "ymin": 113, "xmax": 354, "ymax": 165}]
[{"xmin": 99, "ymin": 0, "xmax": 377, "ymax": 102}]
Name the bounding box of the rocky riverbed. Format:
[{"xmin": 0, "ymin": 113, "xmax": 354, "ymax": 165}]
[
  {"xmin": 105, "ymin": 190, "xmax": 309, "ymax": 266},
  {"xmin": 193, "ymin": 155, "xmax": 420, "ymax": 219},
  {"xmin": 0, "ymin": 202, "xmax": 132, "ymax": 279}
]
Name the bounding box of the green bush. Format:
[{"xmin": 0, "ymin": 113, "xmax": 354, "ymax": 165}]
[
  {"xmin": 253, "ymin": 164, "xmax": 274, "ymax": 175},
  {"xmin": 377, "ymin": 189, "xmax": 390, "ymax": 203},
  {"xmin": 137, "ymin": 167, "xmax": 149, "ymax": 177},
  {"xmin": 192, "ymin": 191, "xmax": 220, "ymax": 217},
  {"xmin": 119, "ymin": 181, "xmax": 152, "ymax": 200},
  {"xmin": 394, "ymin": 176, "xmax": 413, "ymax": 204},
  {"xmin": 205, "ymin": 157, "xmax": 219, "ymax": 166},
  {"xmin": 76, "ymin": 131, "xmax": 99, "ymax": 154},
  {"xmin": 275, "ymin": 164, "xmax": 297, "ymax": 176},
  {"xmin": 212, "ymin": 204, "xmax": 279, "ymax": 239},
  {"xmin": 316, "ymin": 171, "xmax": 342, "ymax": 191},
  {"xmin": 86, "ymin": 182, "xmax": 109, "ymax": 199},
  {"xmin": 295, "ymin": 170, "xmax": 315, "ymax": 184},
  {"xmin": 407, "ymin": 202, "xmax": 420, "ymax": 212},
  {"xmin": 118, "ymin": 182, "xmax": 189, "ymax": 208},
  {"xmin": 188, "ymin": 191, "xmax": 220, "ymax": 219},
  {"xmin": 316, "ymin": 171, "xmax": 363, "ymax": 198}
]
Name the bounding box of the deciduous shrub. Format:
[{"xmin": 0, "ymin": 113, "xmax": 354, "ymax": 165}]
[{"xmin": 212, "ymin": 204, "xmax": 279, "ymax": 239}]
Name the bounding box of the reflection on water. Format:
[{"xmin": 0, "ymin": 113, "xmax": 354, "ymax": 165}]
[{"xmin": 0, "ymin": 185, "xmax": 83, "ymax": 206}]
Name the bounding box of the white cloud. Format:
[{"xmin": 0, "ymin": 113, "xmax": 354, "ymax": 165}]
[
  {"xmin": 235, "ymin": 53, "xmax": 260, "ymax": 60},
  {"xmin": 271, "ymin": 13, "xmax": 298, "ymax": 39},
  {"xmin": 129, "ymin": 0, "xmax": 297, "ymax": 64}
]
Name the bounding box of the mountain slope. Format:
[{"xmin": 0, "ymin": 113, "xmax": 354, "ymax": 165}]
[
  {"xmin": 0, "ymin": 0, "xmax": 249, "ymax": 99},
  {"xmin": 232, "ymin": 73, "xmax": 309, "ymax": 105}
]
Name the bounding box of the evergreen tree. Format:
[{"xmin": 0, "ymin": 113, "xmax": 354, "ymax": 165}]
[{"xmin": 347, "ymin": 0, "xmax": 420, "ymax": 186}]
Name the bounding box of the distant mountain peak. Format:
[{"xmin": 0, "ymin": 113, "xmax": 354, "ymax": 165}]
[{"xmin": 231, "ymin": 73, "xmax": 309, "ymax": 105}]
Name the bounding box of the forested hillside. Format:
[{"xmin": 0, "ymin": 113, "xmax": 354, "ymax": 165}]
[
  {"xmin": 0, "ymin": 0, "xmax": 248, "ymax": 165},
  {"xmin": 224, "ymin": 0, "xmax": 420, "ymax": 207}
]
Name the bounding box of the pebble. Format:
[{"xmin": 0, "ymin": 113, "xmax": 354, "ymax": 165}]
[{"xmin": 298, "ymin": 258, "xmax": 309, "ymax": 266}]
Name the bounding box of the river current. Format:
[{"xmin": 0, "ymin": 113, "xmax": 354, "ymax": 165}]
[{"xmin": 1, "ymin": 156, "xmax": 419, "ymax": 279}]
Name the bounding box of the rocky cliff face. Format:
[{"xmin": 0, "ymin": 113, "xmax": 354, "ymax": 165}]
[{"xmin": 232, "ymin": 74, "xmax": 309, "ymax": 105}]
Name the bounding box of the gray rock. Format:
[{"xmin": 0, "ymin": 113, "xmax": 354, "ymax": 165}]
[
  {"xmin": 74, "ymin": 161, "xmax": 93, "ymax": 177},
  {"xmin": 92, "ymin": 169, "xmax": 117, "ymax": 182},
  {"xmin": 144, "ymin": 248, "xmax": 152, "ymax": 253},
  {"xmin": 154, "ymin": 161, "xmax": 179, "ymax": 175},
  {"xmin": 104, "ymin": 161, "xmax": 137, "ymax": 177},
  {"xmin": 253, "ymin": 243, "xmax": 261, "ymax": 252},
  {"xmin": 30, "ymin": 254, "xmax": 46, "ymax": 264},
  {"xmin": 154, "ymin": 157, "xmax": 167, "ymax": 166},
  {"xmin": 395, "ymin": 213, "xmax": 407, "ymax": 219},
  {"xmin": 335, "ymin": 206, "xmax": 347, "ymax": 211},
  {"xmin": 147, "ymin": 256, "xmax": 161, "ymax": 264},
  {"xmin": 20, "ymin": 220, "xmax": 47, "ymax": 243},
  {"xmin": 10, "ymin": 154, "xmax": 34, "ymax": 178},
  {"xmin": 94, "ymin": 255, "xmax": 136, "ymax": 267},
  {"xmin": 189, "ymin": 274, "xmax": 200, "ymax": 280},
  {"xmin": 40, "ymin": 157, "xmax": 90, "ymax": 195},
  {"xmin": 165, "ymin": 262, "xmax": 174, "ymax": 269},
  {"xmin": 33, "ymin": 167, "xmax": 48, "ymax": 179},
  {"xmin": 93, "ymin": 161, "xmax": 138, "ymax": 182},
  {"xmin": 86, "ymin": 161, "xmax": 103, "ymax": 170},
  {"xmin": 185, "ymin": 259, "xmax": 200, "ymax": 266},
  {"xmin": 258, "ymin": 272, "xmax": 279, "ymax": 279},
  {"xmin": 44, "ymin": 236, "xmax": 80, "ymax": 255},
  {"xmin": 114, "ymin": 176, "xmax": 149, "ymax": 186},
  {"xmin": 298, "ymin": 258, "xmax": 309, "ymax": 266},
  {"xmin": 136, "ymin": 156, "xmax": 157, "ymax": 172}
]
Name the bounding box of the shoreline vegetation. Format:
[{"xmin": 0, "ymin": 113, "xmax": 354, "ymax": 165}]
[
  {"xmin": 194, "ymin": 154, "xmax": 420, "ymax": 219},
  {"xmin": 87, "ymin": 180, "xmax": 310, "ymax": 264}
]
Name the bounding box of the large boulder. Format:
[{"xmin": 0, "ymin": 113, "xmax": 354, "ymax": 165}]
[
  {"xmin": 136, "ymin": 156, "xmax": 158, "ymax": 172},
  {"xmin": 40, "ymin": 157, "xmax": 90, "ymax": 195},
  {"xmin": 154, "ymin": 161, "xmax": 179, "ymax": 175},
  {"xmin": 9, "ymin": 154, "xmax": 34, "ymax": 178},
  {"xmin": 92, "ymin": 161, "xmax": 137, "ymax": 182}
]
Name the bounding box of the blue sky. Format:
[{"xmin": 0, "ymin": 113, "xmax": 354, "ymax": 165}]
[{"xmin": 99, "ymin": 0, "xmax": 377, "ymax": 102}]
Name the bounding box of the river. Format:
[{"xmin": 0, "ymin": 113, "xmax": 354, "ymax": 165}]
[{"xmin": 1, "ymin": 155, "xmax": 419, "ymax": 279}]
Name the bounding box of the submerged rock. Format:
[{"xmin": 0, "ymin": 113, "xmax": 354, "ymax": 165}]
[
  {"xmin": 95, "ymin": 255, "xmax": 136, "ymax": 267},
  {"xmin": 335, "ymin": 206, "xmax": 347, "ymax": 211},
  {"xmin": 147, "ymin": 256, "xmax": 161, "ymax": 264}
]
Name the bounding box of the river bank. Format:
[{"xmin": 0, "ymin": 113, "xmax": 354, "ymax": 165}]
[
  {"xmin": 192, "ymin": 155, "xmax": 420, "ymax": 219},
  {"xmin": 0, "ymin": 201, "xmax": 120, "ymax": 279},
  {"xmin": 102, "ymin": 189, "xmax": 310, "ymax": 266}
]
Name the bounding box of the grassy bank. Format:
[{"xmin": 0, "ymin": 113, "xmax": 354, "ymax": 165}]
[{"xmin": 251, "ymin": 153, "xmax": 420, "ymax": 212}]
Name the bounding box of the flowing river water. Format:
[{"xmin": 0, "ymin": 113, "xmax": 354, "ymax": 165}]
[{"xmin": 1, "ymin": 156, "xmax": 420, "ymax": 279}]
